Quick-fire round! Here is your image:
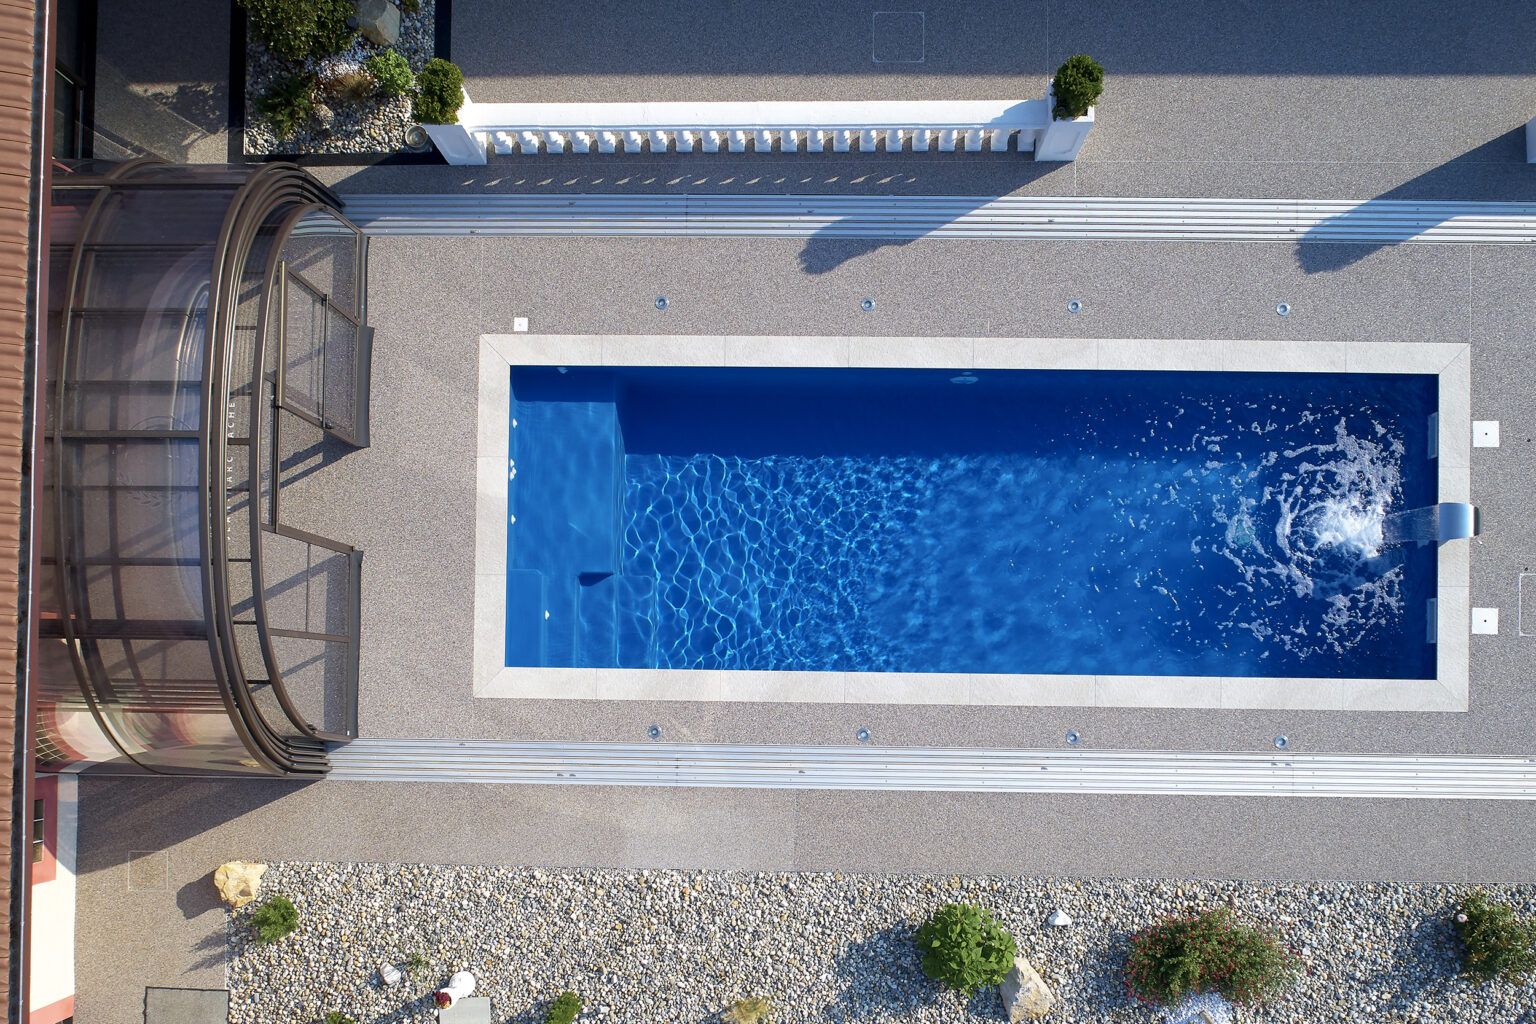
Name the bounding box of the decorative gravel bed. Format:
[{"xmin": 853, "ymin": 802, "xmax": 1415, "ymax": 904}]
[
  {"xmin": 243, "ymin": 2, "xmax": 436, "ymax": 157},
  {"xmin": 227, "ymin": 864, "xmax": 1536, "ymax": 1023}
]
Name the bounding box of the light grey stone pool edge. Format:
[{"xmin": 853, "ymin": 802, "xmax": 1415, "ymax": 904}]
[{"xmin": 474, "ymin": 335, "xmax": 1471, "ymax": 713}]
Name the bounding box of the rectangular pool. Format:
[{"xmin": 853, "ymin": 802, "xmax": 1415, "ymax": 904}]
[{"xmin": 506, "ymin": 365, "xmax": 1438, "ymax": 680}]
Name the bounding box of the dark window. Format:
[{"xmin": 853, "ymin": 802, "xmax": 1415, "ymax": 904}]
[{"xmin": 31, "ymin": 797, "xmax": 44, "ymax": 862}]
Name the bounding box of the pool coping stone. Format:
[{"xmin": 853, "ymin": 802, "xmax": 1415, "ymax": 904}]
[{"xmin": 474, "ymin": 335, "xmax": 1471, "ymax": 713}]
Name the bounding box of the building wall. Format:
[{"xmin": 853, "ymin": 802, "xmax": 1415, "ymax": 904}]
[{"xmin": 27, "ymin": 775, "xmax": 73, "ymax": 1024}]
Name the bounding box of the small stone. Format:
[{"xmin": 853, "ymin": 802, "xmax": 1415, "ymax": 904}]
[
  {"xmin": 354, "ymin": 0, "xmax": 400, "ymax": 45},
  {"xmin": 1046, "ymin": 909, "xmax": 1073, "ymax": 928},
  {"xmin": 999, "ymin": 955, "xmax": 1055, "ymax": 1022},
  {"xmin": 377, "ymin": 962, "xmax": 402, "ymax": 987},
  {"xmin": 311, "ymin": 102, "xmax": 336, "ymax": 131}
]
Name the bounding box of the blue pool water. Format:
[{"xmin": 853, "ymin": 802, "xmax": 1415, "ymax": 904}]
[{"xmin": 507, "ymin": 366, "xmax": 1438, "ymax": 679}]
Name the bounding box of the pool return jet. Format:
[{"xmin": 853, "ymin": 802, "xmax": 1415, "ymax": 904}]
[{"xmin": 1381, "ymin": 502, "xmax": 1480, "ymax": 546}]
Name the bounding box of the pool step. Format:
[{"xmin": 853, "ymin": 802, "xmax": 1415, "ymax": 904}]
[
  {"xmin": 508, "ymin": 383, "xmax": 624, "ymax": 579},
  {"xmin": 578, "ymin": 575, "xmax": 620, "ymax": 665},
  {"xmin": 505, "ymin": 570, "xmax": 547, "ymax": 666},
  {"xmin": 616, "ymin": 574, "xmax": 659, "ymax": 668}
]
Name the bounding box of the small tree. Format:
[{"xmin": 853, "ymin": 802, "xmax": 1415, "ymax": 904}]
[
  {"xmin": 366, "ymin": 50, "xmax": 415, "ymax": 99},
  {"xmin": 257, "ymin": 73, "xmax": 317, "ymax": 140},
  {"xmin": 1051, "ymin": 54, "xmax": 1104, "ymax": 119},
  {"xmin": 724, "ymin": 995, "xmax": 773, "ymax": 1023},
  {"xmin": 238, "ymin": 0, "xmax": 355, "ymax": 62},
  {"xmin": 250, "ymin": 894, "xmax": 299, "ymax": 943},
  {"xmin": 546, "ymin": 991, "xmax": 582, "ymax": 1024},
  {"xmin": 913, "ymin": 903, "xmax": 1018, "ymax": 996},
  {"xmin": 1125, "ymin": 906, "xmax": 1296, "ymax": 1006},
  {"xmin": 1455, "ymin": 891, "xmax": 1536, "ymax": 982},
  {"xmin": 414, "ymin": 59, "xmax": 465, "ymax": 124}
]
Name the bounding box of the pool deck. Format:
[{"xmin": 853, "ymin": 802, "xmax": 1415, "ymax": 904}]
[
  {"xmin": 271, "ymin": 233, "xmax": 1536, "ymax": 758},
  {"xmin": 62, "ymin": 2, "xmax": 1536, "ymax": 1020},
  {"xmin": 475, "ymin": 333, "xmax": 1470, "ymax": 713}
]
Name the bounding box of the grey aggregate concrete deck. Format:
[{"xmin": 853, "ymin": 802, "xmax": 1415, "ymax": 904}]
[
  {"xmin": 71, "ymin": 776, "xmax": 1536, "ymax": 1024},
  {"xmin": 90, "ymin": 0, "xmax": 232, "ymax": 162},
  {"xmin": 402, "ymin": 0, "xmax": 1536, "ymax": 201},
  {"xmin": 270, "ymin": 233, "xmax": 1534, "ymax": 757}
]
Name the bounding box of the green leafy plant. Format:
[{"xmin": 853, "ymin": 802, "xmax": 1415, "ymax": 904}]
[
  {"xmin": 239, "ymin": 0, "xmax": 356, "ymax": 62},
  {"xmin": 413, "ymin": 58, "xmax": 465, "ymax": 124},
  {"xmin": 365, "ymin": 50, "xmax": 415, "ymax": 98},
  {"xmin": 913, "ymin": 903, "xmax": 1018, "ymax": 996},
  {"xmin": 323, "ymin": 1013, "xmax": 356, "ymax": 1024},
  {"xmin": 257, "ymin": 73, "xmax": 318, "ymax": 140},
  {"xmin": 250, "ymin": 894, "xmax": 300, "ymax": 943},
  {"xmin": 1051, "ymin": 54, "xmax": 1104, "ymax": 119},
  {"xmin": 545, "ymin": 991, "xmax": 582, "ymax": 1024},
  {"xmin": 403, "ymin": 951, "xmax": 429, "ymax": 976},
  {"xmin": 400, "ymin": 0, "xmax": 421, "ymax": 12},
  {"xmin": 1125, "ymin": 906, "xmax": 1296, "ymax": 1006},
  {"xmin": 1454, "ymin": 891, "xmax": 1536, "ymax": 982},
  {"xmin": 724, "ymin": 995, "xmax": 773, "ymax": 1024}
]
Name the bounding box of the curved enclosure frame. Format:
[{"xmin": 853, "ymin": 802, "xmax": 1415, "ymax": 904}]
[{"xmin": 35, "ymin": 161, "xmax": 371, "ymax": 776}]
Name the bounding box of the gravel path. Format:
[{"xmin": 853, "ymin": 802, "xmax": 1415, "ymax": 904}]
[
  {"xmin": 226, "ymin": 864, "xmax": 1536, "ymax": 1024},
  {"xmin": 244, "ymin": 1, "xmax": 436, "ymax": 157}
]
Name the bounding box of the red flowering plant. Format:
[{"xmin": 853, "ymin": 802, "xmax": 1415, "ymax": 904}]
[{"xmin": 1124, "ymin": 906, "xmax": 1297, "ymax": 1006}]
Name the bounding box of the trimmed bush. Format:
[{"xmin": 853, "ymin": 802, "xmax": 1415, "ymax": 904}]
[
  {"xmin": 1125, "ymin": 906, "xmax": 1296, "ymax": 1006},
  {"xmin": 545, "ymin": 991, "xmax": 582, "ymax": 1024},
  {"xmin": 1051, "ymin": 54, "xmax": 1104, "ymax": 120},
  {"xmin": 724, "ymin": 995, "xmax": 773, "ymax": 1024},
  {"xmin": 413, "ymin": 58, "xmax": 465, "ymax": 124},
  {"xmin": 257, "ymin": 73, "xmax": 318, "ymax": 140},
  {"xmin": 250, "ymin": 894, "xmax": 300, "ymax": 943},
  {"xmin": 1455, "ymin": 891, "xmax": 1536, "ymax": 982},
  {"xmin": 323, "ymin": 1014, "xmax": 356, "ymax": 1024},
  {"xmin": 366, "ymin": 50, "xmax": 415, "ymax": 98},
  {"xmin": 239, "ymin": 0, "xmax": 356, "ymax": 62},
  {"xmin": 914, "ymin": 903, "xmax": 1018, "ymax": 996}
]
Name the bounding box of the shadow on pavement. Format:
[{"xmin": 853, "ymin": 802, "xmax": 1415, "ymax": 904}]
[{"xmin": 1294, "ymin": 128, "xmax": 1535, "ymax": 274}]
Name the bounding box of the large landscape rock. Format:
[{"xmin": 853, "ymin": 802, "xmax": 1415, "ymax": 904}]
[
  {"xmin": 213, "ymin": 860, "xmax": 266, "ymax": 908},
  {"xmin": 354, "ymin": 0, "xmax": 400, "ymax": 46},
  {"xmin": 999, "ymin": 955, "xmax": 1055, "ymax": 1021}
]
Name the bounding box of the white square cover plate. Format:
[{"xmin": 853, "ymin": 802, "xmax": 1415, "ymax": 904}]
[
  {"xmin": 1473, "ymin": 420, "xmax": 1500, "ymax": 448},
  {"xmin": 1472, "ymin": 607, "xmax": 1499, "ymax": 635}
]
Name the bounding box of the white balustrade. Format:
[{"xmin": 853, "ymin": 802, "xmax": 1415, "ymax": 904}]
[{"xmin": 423, "ymin": 90, "xmax": 1094, "ymax": 166}]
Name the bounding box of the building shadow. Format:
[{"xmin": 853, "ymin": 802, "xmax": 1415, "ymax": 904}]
[{"xmin": 1294, "ymin": 127, "xmax": 1536, "ymax": 274}]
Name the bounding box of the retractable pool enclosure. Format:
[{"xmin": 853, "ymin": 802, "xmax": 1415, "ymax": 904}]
[{"xmin": 35, "ymin": 161, "xmax": 372, "ymax": 776}]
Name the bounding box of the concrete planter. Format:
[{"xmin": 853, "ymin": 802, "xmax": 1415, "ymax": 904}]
[{"xmin": 1037, "ymin": 81, "xmax": 1095, "ymax": 161}]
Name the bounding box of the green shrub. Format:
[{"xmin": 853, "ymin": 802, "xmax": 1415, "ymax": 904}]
[
  {"xmin": 400, "ymin": 0, "xmax": 421, "ymax": 12},
  {"xmin": 913, "ymin": 903, "xmax": 1018, "ymax": 996},
  {"xmin": 1125, "ymin": 906, "xmax": 1296, "ymax": 1006},
  {"xmin": 545, "ymin": 991, "xmax": 582, "ymax": 1024},
  {"xmin": 1455, "ymin": 892, "xmax": 1536, "ymax": 982},
  {"xmin": 250, "ymin": 894, "xmax": 300, "ymax": 943},
  {"xmin": 366, "ymin": 50, "xmax": 415, "ymax": 98},
  {"xmin": 413, "ymin": 58, "xmax": 465, "ymax": 124},
  {"xmin": 724, "ymin": 995, "xmax": 773, "ymax": 1024},
  {"xmin": 257, "ymin": 73, "xmax": 318, "ymax": 140},
  {"xmin": 404, "ymin": 951, "xmax": 429, "ymax": 976},
  {"xmin": 1051, "ymin": 54, "xmax": 1104, "ymax": 119},
  {"xmin": 323, "ymin": 1013, "xmax": 356, "ymax": 1024},
  {"xmin": 239, "ymin": 0, "xmax": 356, "ymax": 62}
]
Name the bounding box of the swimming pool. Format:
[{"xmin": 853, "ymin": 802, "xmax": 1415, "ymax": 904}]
[{"xmin": 506, "ymin": 364, "xmax": 1438, "ymax": 681}]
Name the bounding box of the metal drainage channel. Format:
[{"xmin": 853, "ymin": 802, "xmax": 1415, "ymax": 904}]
[
  {"xmin": 327, "ymin": 740, "xmax": 1536, "ymax": 800},
  {"xmin": 342, "ymin": 194, "xmax": 1536, "ymax": 245}
]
